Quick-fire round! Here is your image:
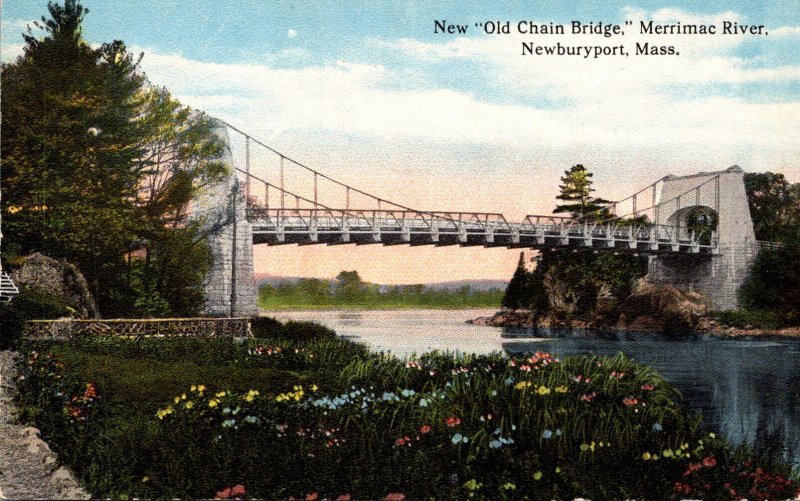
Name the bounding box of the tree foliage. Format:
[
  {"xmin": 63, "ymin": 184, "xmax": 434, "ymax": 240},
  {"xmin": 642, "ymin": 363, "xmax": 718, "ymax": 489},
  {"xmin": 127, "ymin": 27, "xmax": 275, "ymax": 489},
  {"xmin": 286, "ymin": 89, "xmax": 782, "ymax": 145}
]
[
  {"xmin": 553, "ymin": 164, "xmax": 611, "ymax": 219},
  {"xmin": 744, "ymin": 172, "xmax": 800, "ymax": 243},
  {"xmin": 502, "ymin": 252, "xmax": 533, "ymax": 309},
  {"xmin": 739, "ymin": 242, "xmax": 800, "ymax": 325},
  {"xmin": 1, "ymin": 1, "xmax": 224, "ymax": 317}
]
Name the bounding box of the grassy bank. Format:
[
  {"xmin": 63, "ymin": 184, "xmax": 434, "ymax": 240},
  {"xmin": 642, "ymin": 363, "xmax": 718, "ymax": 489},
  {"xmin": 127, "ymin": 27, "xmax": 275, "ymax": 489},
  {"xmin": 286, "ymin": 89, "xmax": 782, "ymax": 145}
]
[
  {"xmin": 258, "ymin": 281, "xmax": 503, "ymax": 310},
  {"xmin": 13, "ymin": 323, "xmax": 799, "ymax": 500}
]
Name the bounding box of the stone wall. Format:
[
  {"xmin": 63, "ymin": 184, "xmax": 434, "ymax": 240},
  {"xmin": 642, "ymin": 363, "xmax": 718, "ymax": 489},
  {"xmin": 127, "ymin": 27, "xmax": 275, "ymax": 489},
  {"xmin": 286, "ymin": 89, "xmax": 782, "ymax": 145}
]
[
  {"xmin": 191, "ymin": 121, "xmax": 258, "ymax": 317},
  {"xmin": 648, "ymin": 243, "xmax": 760, "ymax": 311}
]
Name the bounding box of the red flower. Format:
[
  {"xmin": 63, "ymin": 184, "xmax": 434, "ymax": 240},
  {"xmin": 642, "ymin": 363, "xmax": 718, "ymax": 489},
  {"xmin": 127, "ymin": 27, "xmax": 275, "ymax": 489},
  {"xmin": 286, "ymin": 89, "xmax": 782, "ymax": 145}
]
[
  {"xmin": 84, "ymin": 382, "xmax": 97, "ymax": 399},
  {"xmin": 420, "ymin": 424, "xmax": 431, "ymax": 434},
  {"xmin": 336, "ymin": 495, "xmax": 352, "ymax": 501},
  {"xmin": 580, "ymin": 392, "xmax": 597, "ymax": 402},
  {"xmin": 395, "ymin": 437, "xmax": 406, "ymax": 446},
  {"xmin": 641, "ymin": 384, "xmax": 655, "ymax": 391},
  {"xmin": 702, "ymin": 456, "xmax": 717, "ymax": 468},
  {"xmin": 215, "ymin": 484, "xmax": 246, "ymax": 499},
  {"xmin": 306, "ymin": 492, "xmax": 319, "ymax": 501},
  {"xmin": 384, "ymin": 493, "xmax": 406, "ymax": 501},
  {"xmin": 622, "ymin": 397, "xmax": 638, "ymax": 406},
  {"xmin": 445, "ymin": 416, "xmax": 461, "ymax": 427}
]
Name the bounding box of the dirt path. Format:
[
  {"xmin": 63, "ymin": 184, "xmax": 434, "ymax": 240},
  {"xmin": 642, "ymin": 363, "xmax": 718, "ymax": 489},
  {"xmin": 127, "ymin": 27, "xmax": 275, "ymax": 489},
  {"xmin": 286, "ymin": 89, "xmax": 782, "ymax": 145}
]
[{"xmin": 0, "ymin": 350, "xmax": 90, "ymax": 500}]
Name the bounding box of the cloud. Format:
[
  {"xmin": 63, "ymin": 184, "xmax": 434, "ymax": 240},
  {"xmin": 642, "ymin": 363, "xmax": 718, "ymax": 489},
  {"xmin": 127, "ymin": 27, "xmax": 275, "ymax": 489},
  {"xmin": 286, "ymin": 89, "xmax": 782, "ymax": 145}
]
[{"xmin": 287, "ymin": 28, "xmax": 297, "ymax": 39}]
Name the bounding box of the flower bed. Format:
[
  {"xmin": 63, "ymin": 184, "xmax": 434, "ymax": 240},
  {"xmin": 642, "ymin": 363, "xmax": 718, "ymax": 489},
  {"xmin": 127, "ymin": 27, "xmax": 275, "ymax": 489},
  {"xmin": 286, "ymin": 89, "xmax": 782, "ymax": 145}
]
[{"xmin": 13, "ymin": 328, "xmax": 800, "ymax": 499}]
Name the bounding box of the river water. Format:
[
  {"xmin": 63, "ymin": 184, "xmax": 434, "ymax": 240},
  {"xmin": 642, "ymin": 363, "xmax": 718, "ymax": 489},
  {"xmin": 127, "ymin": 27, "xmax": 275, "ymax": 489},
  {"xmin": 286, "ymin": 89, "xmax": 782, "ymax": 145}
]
[{"xmin": 274, "ymin": 308, "xmax": 800, "ymax": 469}]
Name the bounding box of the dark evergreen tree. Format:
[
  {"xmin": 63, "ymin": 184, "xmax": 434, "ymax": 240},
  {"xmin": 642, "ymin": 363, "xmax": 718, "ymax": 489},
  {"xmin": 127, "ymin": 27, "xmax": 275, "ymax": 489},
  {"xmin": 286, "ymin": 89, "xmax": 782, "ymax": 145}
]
[
  {"xmin": 553, "ymin": 164, "xmax": 611, "ymax": 219},
  {"xmin": 1, "ymin": 1, "xmax": 146, "ymax": 315},
  {"xmin": 502, "ymin": 252, "xmax": 531, "ymax": 309},
  {"xmin": 2, "ymin": 1, "xmax": 227, "ymax": 317}
]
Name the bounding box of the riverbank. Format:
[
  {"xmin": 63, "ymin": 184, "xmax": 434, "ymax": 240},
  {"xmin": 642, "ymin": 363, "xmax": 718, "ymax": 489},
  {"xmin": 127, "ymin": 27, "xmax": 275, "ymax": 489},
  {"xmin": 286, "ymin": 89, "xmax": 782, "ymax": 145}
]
[
  {"xmin": 468, "ymin": 309, "xmax": 800, "ymax": 339},
  {"xmin": 0, "ymin": 351, "xmax": 90, "ymax": 500}
]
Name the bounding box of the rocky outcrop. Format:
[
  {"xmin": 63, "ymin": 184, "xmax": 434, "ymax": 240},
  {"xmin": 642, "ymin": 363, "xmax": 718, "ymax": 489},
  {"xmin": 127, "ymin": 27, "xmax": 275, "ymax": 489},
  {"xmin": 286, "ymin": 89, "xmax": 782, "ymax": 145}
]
[
  {"xmin": 472, "ymin": 280, "xmax": 708, "ymax": 335},
  {"xmin": 617, "ymin": 279, "xmax": 706, "ymax": 334},
  {"xmin": 11, "ymin": 253, "xmax": 97, "ymax": 318},
  {"xmin": 468, "ymin": 310, "xmax": 537, "ymax": 327}
]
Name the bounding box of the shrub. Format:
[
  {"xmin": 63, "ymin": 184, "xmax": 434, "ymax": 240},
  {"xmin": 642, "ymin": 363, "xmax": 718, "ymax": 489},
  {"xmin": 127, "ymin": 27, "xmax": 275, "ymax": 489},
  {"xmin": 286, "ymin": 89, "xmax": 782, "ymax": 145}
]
[
  {"xmin": 711, "ymin": 310, "xmax": 783, "ymax": 329},
  {"xmin": 250, "ymin": 316, "xmax": 284, "ymax": 339},
  {"xmin": 251, "ymin": 317, "xmax": 336, "ymax": 342},
  {"xmin": 739, "ymin": 244, "xmax": 800, "ymax": 325},
  {"xmin": 0, "ymin": 289, "xmax": 75, "ymax": 349}
]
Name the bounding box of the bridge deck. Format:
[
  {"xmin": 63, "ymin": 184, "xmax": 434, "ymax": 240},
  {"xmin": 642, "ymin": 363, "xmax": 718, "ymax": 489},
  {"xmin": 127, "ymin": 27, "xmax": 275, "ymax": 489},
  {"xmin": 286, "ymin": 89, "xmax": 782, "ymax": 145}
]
[{"xmin": 247, "ymin": 209, "xmax": 716, "ymax": 254}]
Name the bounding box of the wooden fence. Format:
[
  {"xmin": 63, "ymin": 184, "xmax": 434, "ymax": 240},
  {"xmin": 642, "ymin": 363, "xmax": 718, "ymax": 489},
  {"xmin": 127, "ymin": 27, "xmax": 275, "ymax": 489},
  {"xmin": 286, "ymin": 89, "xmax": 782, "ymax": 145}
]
[{"xmin": 25, "ymin": 317, "xmax": 252, "ymax": 340}]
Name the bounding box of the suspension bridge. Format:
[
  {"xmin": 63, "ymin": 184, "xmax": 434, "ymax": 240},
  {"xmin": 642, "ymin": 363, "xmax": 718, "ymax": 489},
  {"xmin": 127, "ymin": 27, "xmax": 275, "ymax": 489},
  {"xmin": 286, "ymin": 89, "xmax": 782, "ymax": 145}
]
[{"xmin": 191, "ymin": 119, "xmax": 759, "ymax": 317}]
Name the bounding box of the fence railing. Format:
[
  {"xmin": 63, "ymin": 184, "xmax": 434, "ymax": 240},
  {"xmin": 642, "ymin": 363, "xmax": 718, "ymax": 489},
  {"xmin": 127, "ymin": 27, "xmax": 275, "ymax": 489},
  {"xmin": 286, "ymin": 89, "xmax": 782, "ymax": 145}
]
[{"xmin": 25, "ymin": 317, "xmax": 252, "ymax": 340}]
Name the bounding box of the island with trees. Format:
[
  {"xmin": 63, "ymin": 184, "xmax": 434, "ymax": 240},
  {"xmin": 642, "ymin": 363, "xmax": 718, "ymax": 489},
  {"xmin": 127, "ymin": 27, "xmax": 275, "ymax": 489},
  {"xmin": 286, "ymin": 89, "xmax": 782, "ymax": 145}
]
[{"xmin": 478, "ymin": 165, "xmax": 800, "ymax": 337}]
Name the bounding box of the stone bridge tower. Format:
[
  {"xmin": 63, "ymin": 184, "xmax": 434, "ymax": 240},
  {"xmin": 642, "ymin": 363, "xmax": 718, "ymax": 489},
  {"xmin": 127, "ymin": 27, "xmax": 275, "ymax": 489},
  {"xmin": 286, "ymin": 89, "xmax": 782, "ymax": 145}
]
[
  {"xmin": 647, "ymin": 166, "xmax": 758, "ymax": 311},
  {"xmin": 191, "ymin": 120, "xmax": 258, "ymax": 317}
]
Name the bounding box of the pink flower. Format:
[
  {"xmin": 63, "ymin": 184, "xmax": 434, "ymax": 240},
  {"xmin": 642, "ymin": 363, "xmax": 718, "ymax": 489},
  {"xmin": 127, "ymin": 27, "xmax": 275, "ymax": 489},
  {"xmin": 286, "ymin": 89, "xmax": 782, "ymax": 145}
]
[
  {"xmin": 420, "ymin": 424, "xmax": 431, "ymax": 434},
  {"xmin": 384, "ymin": 493, "xmax": 406, "ymax": 501},
  {"xmin": 336, "ymin": 495, "xmax": 352, "ymax": 501},
  {"xmin": 306, "ymin": 492, "xmax": 319, "ymax": 501}
]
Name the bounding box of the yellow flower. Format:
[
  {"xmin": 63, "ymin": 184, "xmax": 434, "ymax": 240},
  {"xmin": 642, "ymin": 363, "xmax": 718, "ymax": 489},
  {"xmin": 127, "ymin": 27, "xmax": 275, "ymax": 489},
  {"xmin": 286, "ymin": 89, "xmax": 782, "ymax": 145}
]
[
  {"xmin": 156, "ymin": 406, "xmax": 174, "ymax": 420},
  {"xmin": 589, "ymin": 441, "xmax": 595, "ymax": 452},
  {"xmin": 244, "ymin": 390, "xmax": 259, "ymax": 402},
  {"xmin": 216, "ymin": 391, "xmax": 227, "ymax": 398},
  {"xmin": 514, "ymin": 381, "xmax": 532, "ymax": 390},
  {"xmin": 181, "ymin": 393, "xmax": 187, "ymax": 400},
  {"xmin": 536, "ymin": 385, "xmax": 551, "ymax": 396},
  {"xmin": 142, "ymin": 476, "xmax": 150, "ymax": 483},
  {"xmin": 209, "ymin": 399, "xmax": 219, "ymax": 408},
  {"xmin": 184, "ymin": 401, "xmax": 194, "ymax": 409},
  {"xmin": 197, "ymin": 385, "xmax": 206, "ymax": 392},
  {"xmin": 311, "ymin": 384, "xmax": 319, "ymax": 392},
  {"xmin": 533, "ymin": 471, "xmax": 543, "ymax": 481},
  {"xmin": 190, "ymin": 385, "xmax": 197, "ymax": 392},
  {"xmin": 555, "ymin": 385, "xmax": 568, "ymax": 393},
  {"xmin": 174, "ymin": 396, "xmax": 180, "ymax": 404},
  {"xmin": 642, "ymin": 452, "xmax": 652, "ymax": 461}
]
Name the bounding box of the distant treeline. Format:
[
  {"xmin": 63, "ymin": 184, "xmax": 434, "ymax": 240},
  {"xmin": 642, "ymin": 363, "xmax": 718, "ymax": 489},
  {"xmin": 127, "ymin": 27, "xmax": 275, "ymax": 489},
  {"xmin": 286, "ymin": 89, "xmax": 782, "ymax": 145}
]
[{"xmin": 258, "ymin": 271, "xmax": 503, "ymax": 309}]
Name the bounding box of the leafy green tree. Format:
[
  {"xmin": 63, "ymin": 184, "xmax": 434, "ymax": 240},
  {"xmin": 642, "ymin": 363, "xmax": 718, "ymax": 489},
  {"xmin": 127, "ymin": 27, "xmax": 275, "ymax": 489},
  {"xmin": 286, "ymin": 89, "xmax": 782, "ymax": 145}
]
[
  {"xmin": 135, "ymin": 86, "xmax": 227, "ymax": 228},
  {"xmin": 744, "ymin": 172, "xmax": 800, "ymax": 242},
  {"xmin": 740, "ymin": 242, "xmax": 800, "ymax": 325},
  {"xmin": 334, "ymin": 271, "xmax": 365, "ymax": 302},
  {"xmin": 502, "ymin": 252, "xmax": 532, "ymax": 309},
  {"xmin": 553, "ymin": 164, "xmax": 611, "ymax": 219}
]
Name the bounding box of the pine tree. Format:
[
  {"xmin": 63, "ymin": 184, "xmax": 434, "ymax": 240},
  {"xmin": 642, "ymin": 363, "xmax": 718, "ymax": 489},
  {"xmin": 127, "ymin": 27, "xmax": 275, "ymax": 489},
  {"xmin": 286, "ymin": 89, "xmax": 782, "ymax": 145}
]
[
  {"xmin": 2, "ymin": 1, "xmax": 147, "ymax": 314},
  {"xmin": 502, "ymin": 252, "xmax": 531, "ymax": 310},
  {"xmin": 553, "ymin": 164, "xmax": 611, "ymax": 219}
]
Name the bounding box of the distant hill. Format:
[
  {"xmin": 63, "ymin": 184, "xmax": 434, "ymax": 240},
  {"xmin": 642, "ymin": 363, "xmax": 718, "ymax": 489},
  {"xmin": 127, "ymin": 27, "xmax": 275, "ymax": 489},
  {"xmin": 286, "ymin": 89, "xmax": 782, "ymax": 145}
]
[{"xmin": 255, "ymin": 273, "xmax": 506, "ymax": 292}]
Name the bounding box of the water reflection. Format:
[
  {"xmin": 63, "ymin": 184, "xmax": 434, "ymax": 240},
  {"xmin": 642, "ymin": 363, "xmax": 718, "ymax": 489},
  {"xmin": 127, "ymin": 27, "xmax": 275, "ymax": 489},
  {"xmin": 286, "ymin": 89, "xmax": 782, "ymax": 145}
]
[{"xmin": 273, "ymin": 308, "xmax": 800, "ymax": 470}]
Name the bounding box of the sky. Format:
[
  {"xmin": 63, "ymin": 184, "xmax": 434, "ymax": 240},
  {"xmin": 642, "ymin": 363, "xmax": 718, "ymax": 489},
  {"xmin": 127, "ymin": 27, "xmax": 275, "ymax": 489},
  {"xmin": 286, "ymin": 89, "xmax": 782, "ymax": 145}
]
[{"xmin": 2, "ymin": 1, "xmax": 799, "ymax": 283}]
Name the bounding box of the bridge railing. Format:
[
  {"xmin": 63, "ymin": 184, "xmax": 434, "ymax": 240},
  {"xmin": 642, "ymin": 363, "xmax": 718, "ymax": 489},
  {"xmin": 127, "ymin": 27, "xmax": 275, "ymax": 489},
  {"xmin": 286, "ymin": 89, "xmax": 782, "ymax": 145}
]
[{"xmin": 247, "ymin": 208, "xmax": 510, "ymax": 232}]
